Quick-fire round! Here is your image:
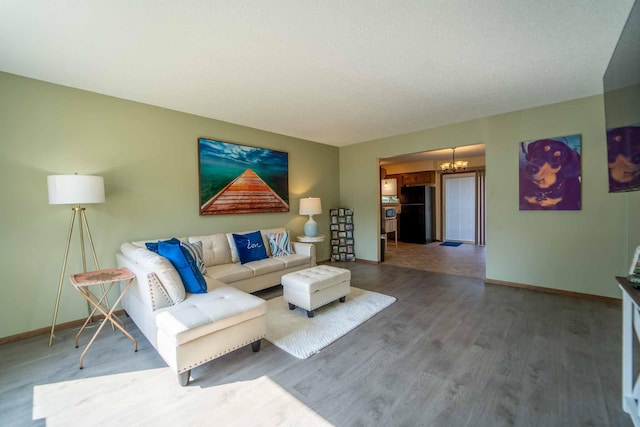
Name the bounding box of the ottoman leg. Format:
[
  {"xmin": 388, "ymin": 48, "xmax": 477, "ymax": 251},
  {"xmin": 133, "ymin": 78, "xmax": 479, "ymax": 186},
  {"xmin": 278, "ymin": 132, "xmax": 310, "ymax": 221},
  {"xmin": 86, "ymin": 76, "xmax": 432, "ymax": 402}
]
[
  {"xmin": 307, "ymin": 310, "xmax": 314, "ymax": 318},
  {"xmin": 288, "ymin": 303, "xmax": 295, "ymax": 310},
  {"xmin": 251, "ymin": 339, "xmax": 262, "ymax": 352},
  {"xmin": 339, "ymin": 296, "xmax": 346, "ymax": 303}
]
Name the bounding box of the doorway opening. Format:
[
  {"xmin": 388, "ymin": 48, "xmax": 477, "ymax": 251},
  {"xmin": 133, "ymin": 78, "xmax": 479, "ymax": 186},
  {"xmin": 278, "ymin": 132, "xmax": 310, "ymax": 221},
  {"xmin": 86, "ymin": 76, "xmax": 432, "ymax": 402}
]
[
  {"xmin": 443, "ymin": 173, "xmax": 476, "ymax": 243},
  {"xmin": 442, "ymin": 170, "xmax": 486, "ymax": 245},
  {"xmin": 379, "ymin": 144, "xmax": 486, "ymax": 279}
]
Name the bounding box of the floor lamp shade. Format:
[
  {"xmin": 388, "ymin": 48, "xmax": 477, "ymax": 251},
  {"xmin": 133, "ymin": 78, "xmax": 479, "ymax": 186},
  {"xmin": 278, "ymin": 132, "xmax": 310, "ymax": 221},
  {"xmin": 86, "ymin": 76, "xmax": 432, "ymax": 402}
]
[
  {"xmin": 299, "ymin": 197, "xmax": 322, "ymax": 237},
  {"xmin": 48, "ymin": 175, "xmax": 105, "ymax": 205}
]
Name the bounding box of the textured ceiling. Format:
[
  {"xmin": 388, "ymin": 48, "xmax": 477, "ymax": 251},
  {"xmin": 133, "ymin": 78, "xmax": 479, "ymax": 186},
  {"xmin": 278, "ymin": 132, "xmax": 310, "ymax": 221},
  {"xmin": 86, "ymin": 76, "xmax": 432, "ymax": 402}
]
[{"xmin": 0, "ymin": 1, "xmax": 635, "ymax": 146}]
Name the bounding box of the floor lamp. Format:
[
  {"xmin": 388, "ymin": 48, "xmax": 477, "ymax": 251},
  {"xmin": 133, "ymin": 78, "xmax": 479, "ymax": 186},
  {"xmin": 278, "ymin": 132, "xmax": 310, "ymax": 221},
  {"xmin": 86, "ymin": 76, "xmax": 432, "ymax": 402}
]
[{"xmin": 48, "ymin": 174, "xmax": 106, "ymax": 346}]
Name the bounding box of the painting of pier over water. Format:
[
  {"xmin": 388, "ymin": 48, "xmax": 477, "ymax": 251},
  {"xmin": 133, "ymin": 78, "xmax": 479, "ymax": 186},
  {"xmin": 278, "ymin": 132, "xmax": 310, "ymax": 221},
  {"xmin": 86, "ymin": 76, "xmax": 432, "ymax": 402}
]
[{"xmin": 199, "ymin": 138, "xmax": 289, "ymax": 215}]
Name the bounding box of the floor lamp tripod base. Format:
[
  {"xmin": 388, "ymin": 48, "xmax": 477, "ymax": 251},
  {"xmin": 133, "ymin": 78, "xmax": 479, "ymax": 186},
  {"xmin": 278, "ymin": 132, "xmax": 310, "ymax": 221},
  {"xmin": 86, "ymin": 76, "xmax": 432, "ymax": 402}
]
[{"xmin": 48, "ymin": 206, "xmax": 107, "ymax": 346}]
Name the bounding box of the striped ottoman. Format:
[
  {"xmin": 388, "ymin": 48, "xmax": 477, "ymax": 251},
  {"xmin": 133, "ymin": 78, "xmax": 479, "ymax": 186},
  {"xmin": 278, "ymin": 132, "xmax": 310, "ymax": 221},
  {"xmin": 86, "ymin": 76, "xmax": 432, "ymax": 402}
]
[{"xmin": 281, "ymin": 265, "xmax": 351, "ymax": 318}]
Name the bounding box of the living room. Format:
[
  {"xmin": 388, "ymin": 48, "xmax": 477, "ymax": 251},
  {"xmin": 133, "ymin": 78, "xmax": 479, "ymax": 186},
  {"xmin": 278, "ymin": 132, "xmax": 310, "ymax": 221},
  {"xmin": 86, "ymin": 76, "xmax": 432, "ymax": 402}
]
[{"xmin": 1, "ymin": 1, "xmax": 639, "ymax": 425}]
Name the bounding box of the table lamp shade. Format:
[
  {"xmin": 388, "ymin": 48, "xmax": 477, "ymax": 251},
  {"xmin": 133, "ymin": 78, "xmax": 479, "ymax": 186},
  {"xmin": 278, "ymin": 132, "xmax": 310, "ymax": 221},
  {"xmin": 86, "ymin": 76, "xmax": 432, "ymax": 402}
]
[
  {"xmin": 299, "ymin": 197, "xmax": 322, "ymax": 215},
  {"xmin": 48, "ymin": 175, "xmax": 105, "ymax": 205},
  {"xmin": 299, "ymin": 197, "xmax": 322, "ymax": 237}
]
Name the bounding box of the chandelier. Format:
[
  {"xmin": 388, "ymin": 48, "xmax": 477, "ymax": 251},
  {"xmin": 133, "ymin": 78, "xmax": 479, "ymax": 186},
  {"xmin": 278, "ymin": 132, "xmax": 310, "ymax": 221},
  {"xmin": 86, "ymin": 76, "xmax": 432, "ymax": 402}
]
[{"xmin": 440, "ymin": 147, "xmax": 468, "ymax": 173}]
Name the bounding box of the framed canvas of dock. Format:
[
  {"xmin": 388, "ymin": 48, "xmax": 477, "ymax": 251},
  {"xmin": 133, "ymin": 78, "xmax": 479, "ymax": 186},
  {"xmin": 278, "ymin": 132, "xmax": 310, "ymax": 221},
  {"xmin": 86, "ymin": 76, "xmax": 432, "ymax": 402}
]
[{"xmin": 198, "ymin": 138, "xmax": 289, "ymax": 215}]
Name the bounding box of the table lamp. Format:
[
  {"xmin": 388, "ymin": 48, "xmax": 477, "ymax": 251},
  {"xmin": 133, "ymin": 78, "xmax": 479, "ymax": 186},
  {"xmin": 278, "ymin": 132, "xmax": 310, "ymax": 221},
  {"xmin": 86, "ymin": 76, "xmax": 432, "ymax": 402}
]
[{"xmin": 299, "ymin": 197, "xmax": 322, "ymax": 237}]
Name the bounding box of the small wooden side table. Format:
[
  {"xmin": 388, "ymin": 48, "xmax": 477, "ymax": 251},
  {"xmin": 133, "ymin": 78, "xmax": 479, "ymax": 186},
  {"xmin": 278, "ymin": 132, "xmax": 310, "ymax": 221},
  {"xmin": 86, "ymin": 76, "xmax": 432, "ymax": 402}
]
[{"xmin": 70, "ymin": 267, "xmax": 138, "ymax": 369}]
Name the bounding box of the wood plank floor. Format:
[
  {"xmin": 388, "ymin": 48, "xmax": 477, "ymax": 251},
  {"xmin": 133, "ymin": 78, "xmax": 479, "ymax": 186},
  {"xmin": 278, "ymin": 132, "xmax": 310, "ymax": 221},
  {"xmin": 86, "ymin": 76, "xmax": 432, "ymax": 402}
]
[
  {"xmin": 383, "ymin": 241, "xmax": 486, "ymax": 279},
  {"xmin": 0, "ymin": 262, "xmax": 628, "ymax": 426}
]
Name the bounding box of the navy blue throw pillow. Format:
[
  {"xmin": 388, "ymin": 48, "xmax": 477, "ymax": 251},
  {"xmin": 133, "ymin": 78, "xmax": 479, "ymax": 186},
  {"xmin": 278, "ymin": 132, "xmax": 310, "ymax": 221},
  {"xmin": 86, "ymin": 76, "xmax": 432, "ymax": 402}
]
[
  {"xmin": 157, "ymin": 240, "xmax": 207, "ymax": 294},
  {"xmin": 232, "ymin": 231, "xmax": 269, "ymax": 264}
]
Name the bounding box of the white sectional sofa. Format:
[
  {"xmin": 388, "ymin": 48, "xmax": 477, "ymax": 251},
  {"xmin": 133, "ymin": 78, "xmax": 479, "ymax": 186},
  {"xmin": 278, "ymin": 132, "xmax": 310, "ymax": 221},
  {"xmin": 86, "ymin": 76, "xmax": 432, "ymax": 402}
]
[{"xmin": 115, "ymin": 228, "xmax": 315, "ymax": 385}]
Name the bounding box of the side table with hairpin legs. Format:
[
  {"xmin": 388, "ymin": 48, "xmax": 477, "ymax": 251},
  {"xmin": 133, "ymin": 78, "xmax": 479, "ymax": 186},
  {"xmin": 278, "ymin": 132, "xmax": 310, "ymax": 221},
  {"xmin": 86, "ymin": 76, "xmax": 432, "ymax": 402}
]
[{"xmin": 70, "ymin": 267, "xmax": 138, "ymax": 369}]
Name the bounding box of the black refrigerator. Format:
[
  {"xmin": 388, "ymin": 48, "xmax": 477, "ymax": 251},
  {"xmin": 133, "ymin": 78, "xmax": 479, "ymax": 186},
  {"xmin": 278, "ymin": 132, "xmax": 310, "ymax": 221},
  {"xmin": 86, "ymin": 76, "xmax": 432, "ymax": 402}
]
[{"xmin": 400, "ymin": 185, "xmax": 435, "ymax": 244}]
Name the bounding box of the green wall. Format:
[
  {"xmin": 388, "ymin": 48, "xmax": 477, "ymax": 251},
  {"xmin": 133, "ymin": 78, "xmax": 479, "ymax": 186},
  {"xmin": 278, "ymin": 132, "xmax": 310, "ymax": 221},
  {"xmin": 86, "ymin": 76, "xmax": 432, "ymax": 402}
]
[
  {"xmin": 0, "ymin": 72, "xmax": 339, "ymax": 339},
  {"xmin": 340, "ymin": 95, "xmax": 639, "ymax": 299},
  {"xmin": 3, "ymin": 69, "xmax": 637, "ymax": 339}
]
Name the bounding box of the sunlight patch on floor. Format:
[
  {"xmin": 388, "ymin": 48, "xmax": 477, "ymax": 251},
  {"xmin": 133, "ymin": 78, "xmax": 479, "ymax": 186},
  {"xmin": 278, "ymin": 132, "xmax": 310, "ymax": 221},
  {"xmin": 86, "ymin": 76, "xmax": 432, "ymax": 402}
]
[{"xmin": 33, "ymin": 369, "xmax": 332, "ymax": 426}]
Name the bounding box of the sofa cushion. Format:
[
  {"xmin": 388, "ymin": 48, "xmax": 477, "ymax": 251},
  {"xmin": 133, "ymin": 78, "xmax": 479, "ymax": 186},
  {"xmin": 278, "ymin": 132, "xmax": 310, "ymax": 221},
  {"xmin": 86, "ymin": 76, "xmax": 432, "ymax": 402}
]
[
  {"xmin": 202, "ymin": 276, "xmax": 227, "ymax": 292},
  {"xmin": 158, "ymin": 241, "xmax": 207, "ymax": 294},
  {"xmin": 189, "ymin": 233, "xmax": 232, "ymax": 267},
  {"xmin": 270, "ymin": 253, "xmax": 310, "ymax": 269},
  {"xmin": 226, "ymin": 232, "xmax": 243, "ymax": 263},
  {"xmin": 205, "ymin": 263, "xmax": 253, "ymax": 283},
  {"xmin": 267, "ymin": 230, "xmax": 293, "ymax": 257},
  {"xmin": 120, "ymin": 242, "xmax": 186, "ymax": 305},
  {"xmin": 243, "ymin": 257, "xmax": 286, "ymax": 276},
  {"xmin": 155, "ymin": 286, "xmax": 267, "ymax": 346},
  {"xmin": 232, "ymin": 231, "xmax": 269, "ymax": 264}
]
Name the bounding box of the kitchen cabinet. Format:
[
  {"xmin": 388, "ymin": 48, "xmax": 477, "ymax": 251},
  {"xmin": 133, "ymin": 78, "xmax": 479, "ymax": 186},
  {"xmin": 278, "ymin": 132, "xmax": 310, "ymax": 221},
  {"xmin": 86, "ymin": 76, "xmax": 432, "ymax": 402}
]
[
  {"xmin": 386, "ymin": 171, "xmax": 435, "ymax": 187},
  {"xmin": 402, "ymin": 171, "xmax": 434, "ymax": 185},
  {"xmin": 385, "ymin": 174, "xmax": 403, "ymax": 187}
]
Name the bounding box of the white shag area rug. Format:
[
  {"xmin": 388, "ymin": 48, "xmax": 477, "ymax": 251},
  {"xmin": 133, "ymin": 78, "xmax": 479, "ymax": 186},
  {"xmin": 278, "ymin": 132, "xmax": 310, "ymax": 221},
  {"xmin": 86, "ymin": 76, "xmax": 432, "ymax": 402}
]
[{"xmin": 265, "ymin": 287, "xmax": 396, "ymax": 359}]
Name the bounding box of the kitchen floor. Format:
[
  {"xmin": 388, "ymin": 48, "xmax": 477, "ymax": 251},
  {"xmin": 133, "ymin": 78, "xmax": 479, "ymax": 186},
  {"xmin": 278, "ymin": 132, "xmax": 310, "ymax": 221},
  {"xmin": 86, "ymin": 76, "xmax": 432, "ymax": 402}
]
[{"xmin": 383, "ymin": 240, "xmax": 486, "ymax": 279}]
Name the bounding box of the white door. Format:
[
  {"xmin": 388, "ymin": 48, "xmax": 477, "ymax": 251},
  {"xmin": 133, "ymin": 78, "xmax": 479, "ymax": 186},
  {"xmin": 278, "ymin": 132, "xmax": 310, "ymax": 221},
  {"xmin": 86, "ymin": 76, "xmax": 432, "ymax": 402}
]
[{"xmin": 443, "ymin": 173, "xmax": 476, "ymax": 242}]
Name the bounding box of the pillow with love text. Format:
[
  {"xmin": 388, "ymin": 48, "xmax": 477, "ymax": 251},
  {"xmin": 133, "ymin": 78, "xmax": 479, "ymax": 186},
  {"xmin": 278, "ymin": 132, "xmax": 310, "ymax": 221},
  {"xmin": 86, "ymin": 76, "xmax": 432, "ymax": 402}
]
[{"xmin": 232, "ymin": 231, "xmax": 269, "ymax": 264}]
